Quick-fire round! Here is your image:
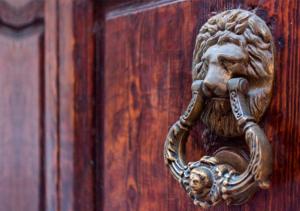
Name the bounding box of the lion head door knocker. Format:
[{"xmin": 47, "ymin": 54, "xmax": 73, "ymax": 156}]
[{"xmin": 164, "ymin": 9, "xmax": 274, "ymax": 208}]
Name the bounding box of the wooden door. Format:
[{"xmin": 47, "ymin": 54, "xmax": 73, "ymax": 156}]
[
  {"xmin": 0, "ymin": 0, "xmax": 299, "ymax": 211},
  {"xmin": 99, "ymin": 0, "xmax": 300, "ymax": 211}
]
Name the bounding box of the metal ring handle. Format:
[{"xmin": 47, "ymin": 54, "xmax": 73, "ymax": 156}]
[{"xmin": 164, "ymin": 78, "xmax": 272, "ymax": 208}]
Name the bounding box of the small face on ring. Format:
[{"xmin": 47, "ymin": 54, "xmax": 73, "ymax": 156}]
[{"xmin": 189, "ymin": 167, "xmax": 213, "ymax": 196}]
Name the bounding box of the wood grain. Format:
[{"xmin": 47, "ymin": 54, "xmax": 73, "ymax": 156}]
[
  {"xmin": 0, "ymin": 22, "xmax": 44, "ymax": 211},
  {"xmin": 0, "ymin": 0, "xmax": 95, "ymax": 210},
  {"xmin": 44, "ymin": 0, "xmax": 59, "ymax": 210},
  {"xmin": 48, "ymin": 0, "xmax": 95, "ymax": 210},
  {"xmin": 0, "ymin": 1, "xmax": 45, "ymax": 211},
  {"xmin": 101, "ymin": 0, "xmax": 300, "ymax": 210},
  {"xmin": 0, "ymin": 0, "xmax": 298, "ymax": 210}
]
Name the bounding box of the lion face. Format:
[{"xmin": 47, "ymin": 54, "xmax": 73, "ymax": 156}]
[
  {"xmin": 200, "ymin": 42, "xmax": 249, "ymax": 136},
  {"xmin": 192, "ymin": 9, "xmax": 274, "ymax": 137},
  {"xmin": 201, "ymin": 43, "xmax": 248, "ymax": 98}
]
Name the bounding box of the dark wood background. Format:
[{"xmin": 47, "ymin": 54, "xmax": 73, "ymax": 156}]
[{"xmin": 0, "ymin": 0, "xmax": 299, "ymax": 211}]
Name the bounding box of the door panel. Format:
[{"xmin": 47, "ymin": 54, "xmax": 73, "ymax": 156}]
[
  {"xmin": 101, "ymin": 0, "xmax": 300, "ymax": 210},
  {"xmin": 0, "ymin": 0, "xmax": 95, "ymax": 210},
  {"xmin": 103, "ymin": 2, "xmax": 197, "ymax": 210},
  {"xmin": 0, "ymin": 23, "xmax": 44, "ymax": 211}
]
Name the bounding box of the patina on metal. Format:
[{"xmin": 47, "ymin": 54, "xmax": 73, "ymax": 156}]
[{"xmin": 164, "ymin": 9, "xmax": 274, "ymax": 208}]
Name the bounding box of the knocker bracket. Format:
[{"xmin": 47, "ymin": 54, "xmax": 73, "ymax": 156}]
[{"xmin": 164, "ymin": 9, "xmax": 274, "ymax": 208}]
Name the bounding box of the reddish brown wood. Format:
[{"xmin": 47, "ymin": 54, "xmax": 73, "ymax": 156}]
[
  {"xmin": 72, "ymin": 0, "xmax": 95, "ymax": 210},
  {"xmin": 47, "ymin": 0, "xmax": 95, "ymax": 210},
  {"xmin": 0, "ymin": 0, "xmax": 299, "ymax": 210},
  {"xmin": 101, "ymin": 0, "xmax": 300, "ymax": 211}
]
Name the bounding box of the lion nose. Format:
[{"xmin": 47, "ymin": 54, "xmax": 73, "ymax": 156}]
[
  {"xmin": 202, "ymin": 78, "xmax": 228, "ymax": 97},
  {"xmin": 202, "ymin": 65, "xmax": 229, "ymax": 97},
  {"xmin": 202, "ymin": 80, "xmax": 215, "ymax": 97},
  {"xmin": 202, "ymin": 78, "xmax": 221, "ymax": 97}
]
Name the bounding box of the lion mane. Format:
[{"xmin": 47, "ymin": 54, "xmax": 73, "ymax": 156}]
[{"xmin": 192, "ymin": 9, "xmax": 274, "ymax": 136}]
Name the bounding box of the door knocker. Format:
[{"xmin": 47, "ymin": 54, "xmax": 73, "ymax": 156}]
[{"xmin": 163, "ymin": 9, "xmax": 274, "ymax": 208}]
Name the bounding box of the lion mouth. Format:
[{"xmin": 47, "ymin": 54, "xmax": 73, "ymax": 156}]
[
  {"xmin": 210, "ymin": 97, "xmax": 230, "ymax": 103},
  {"xmin": 211, "ymin": 97, "xmax": 229, "ymax": 100},
  {"xmin": 201, "ymin": 97, "xmax": 241, "ymax": 137},
  {"xmin": 205, "ymin": 97, "xmax": 231, "ymax": 114}
]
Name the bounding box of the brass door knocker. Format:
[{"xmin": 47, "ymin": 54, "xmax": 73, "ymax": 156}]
[{"xmin": 164, "ymin": 9, "xmax": 274, "ymax": 208}]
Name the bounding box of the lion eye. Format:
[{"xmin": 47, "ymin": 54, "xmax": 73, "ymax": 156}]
[
  {"xmin": 221, "ymin": 59, "xmax": 246, "ymax": 76},
  {"xmin": 224, "ymin": 60, "xmax": 235, "ymax": 66},
  {"xmin": 221, "ymin": 60, "xmax": 235, "ymax": 70}
]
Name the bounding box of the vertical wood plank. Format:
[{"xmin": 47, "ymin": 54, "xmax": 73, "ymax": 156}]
[
  {"xmin": 73, "ymin": 0, "xmax": 95, "ymax": 210},
  {"xmin": 57, "ymin": 0, "xmax": 95, "ymax": 210},
  {"xmin": 57, "ymin": 1, "xmax": 75, "ymax": 210},
  {"xmin": 45, "ymin": 0, "xmax": 59, "ymax": 210}
]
